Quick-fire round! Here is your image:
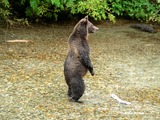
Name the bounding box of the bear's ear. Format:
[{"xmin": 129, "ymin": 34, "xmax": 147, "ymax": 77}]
[{"xmin": 84, "ymin": 16, "xmax": 88, "ymax": 21}]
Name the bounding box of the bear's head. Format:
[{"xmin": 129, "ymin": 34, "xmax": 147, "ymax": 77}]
[
  {"xmin": 73, "ymin": 16, "xmax": 99, "ymax": 35},
  {"xmin": 85, "ymin": 16, "xmax": 99, "ymax": 33}
]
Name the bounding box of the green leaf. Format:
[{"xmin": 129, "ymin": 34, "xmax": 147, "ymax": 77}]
[
  {"xmin": 25, "ymin": 7, "xmax": 33, "ymax": 17},
  {"xmin": 45, "ymin": 12, "xmax": 52, "ymax": 18},
  {"xmin": 20, "ymin": 0, "xmax": 26, "ymax": 5},
  {"xmin": 51, "ymin": 0, "xmax": 60, "ymax": 7},
  {"xmin": 30, "ymin": 0, "xmax": 38, "ymax": 10},
  {"xmin": 54, "ymin": 13, "xmax": 58, "ymax": 21}
]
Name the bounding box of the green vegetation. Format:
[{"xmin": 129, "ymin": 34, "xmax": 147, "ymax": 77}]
[
  {"xmin": 0, "ymin": 0, "xmax": 10, "ymax": 21},
  {"xmin": 109, "ymin": 0, "xmax": 160, "ymax": 23},
  {"xmin": 0, "ymin": 0, "xmax": 160, "ymax": 23}
]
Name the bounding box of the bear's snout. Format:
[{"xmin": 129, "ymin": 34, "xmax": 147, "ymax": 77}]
[
  {"xmin": 94, "ymin": 26, "xmax": 99, "ymax": 31},
  {"xmin": 91, "ymin": 25, "xmax": 99, "ymax": 33},
  {"xmin": 88, "ymin": 25, "xmax": 99, "ymax": 33}
]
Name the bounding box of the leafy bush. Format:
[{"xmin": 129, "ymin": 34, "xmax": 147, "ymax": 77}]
[
  {"xmin": 24, "ymin": 0, "xmax": 115, "ymax": 22},
  {"xmin": 0, "ymin": 0, "xmax": 160, "ymax": 24},
  {"xmin": 0, "ymin": 0, "xmax": 115, "ymax": 22},
  {"xmin": 0, "ymin": 0, "xmax": 11, "ymax": 21},
  {"xmin": 68, "ymin": 0, "xmax": 115, "ymax": 22},
  {"xmin": 108, "ymin": 0, "xmax": 160, "ymax": 23},
  {"xmin": 23, "ymin": 0, "xmax": 70, "ymax": 21}
]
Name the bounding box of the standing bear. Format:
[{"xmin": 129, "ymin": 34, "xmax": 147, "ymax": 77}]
[{"xmin": 64, "ymin": 16, "xmax": 99, "ymax": 102}]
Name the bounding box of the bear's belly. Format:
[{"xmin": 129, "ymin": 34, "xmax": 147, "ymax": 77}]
[
  {"xmin": 78, "ymin": 65, "xmax": 88, "ymax": 77},
  {"xmin": 64, "ymin": 57, "xmax": 88, "ymax": 78}
]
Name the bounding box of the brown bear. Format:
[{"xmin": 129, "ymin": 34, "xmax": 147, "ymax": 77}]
[{"xmin": 64, "ymin": 16, "xmax": 99, "ymax": 102}]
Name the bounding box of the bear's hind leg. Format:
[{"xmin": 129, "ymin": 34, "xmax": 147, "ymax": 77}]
[{"xmin": 70, "ymin": 77, "xmax": 85, "ymax": 102}]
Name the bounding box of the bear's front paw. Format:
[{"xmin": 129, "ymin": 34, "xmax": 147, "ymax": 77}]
[
  {"xmin": 89, "ymin": 67, "xmax": 94, "ymax": 76},
  {"xmin": 91, "ymin": 71, "xmax": 95, "ymax": 76}
]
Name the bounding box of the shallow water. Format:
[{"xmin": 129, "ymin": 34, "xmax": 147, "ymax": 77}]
[{"xmin": 0, "ymin": 20, "xmax": 160, "ymax": 119}]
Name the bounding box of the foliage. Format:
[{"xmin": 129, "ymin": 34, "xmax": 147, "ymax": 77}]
[
  {"xmin": 0, "ymin": 0, "xmax": 11, "ymax": 21},
  {"xmin": 0, "ymin": 0, "xmax": 160, "ymax": 23},
  {"xmin": 23, "ymin": 0, "xmax": 70, "ymax": 21},
  {"xmin": 67, "ymin": 0, "xmax": 115, "ymax": 22},
  {"xmin": 23, "ymin": 0, "xmax": 115, "ymax": 22},
  {"xmin": 108, "ymin": 0, "xmax": 160, "ymax": 23}
]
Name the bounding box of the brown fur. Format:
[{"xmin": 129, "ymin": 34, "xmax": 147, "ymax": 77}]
[{"xmin": 64, "ymin": 16, "xmax": 98, "ymax": 102}]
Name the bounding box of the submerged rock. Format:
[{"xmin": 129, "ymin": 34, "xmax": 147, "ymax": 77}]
[{"xmin": 130, "ymin": 24, "xmax": 156, "ymax": 33}]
